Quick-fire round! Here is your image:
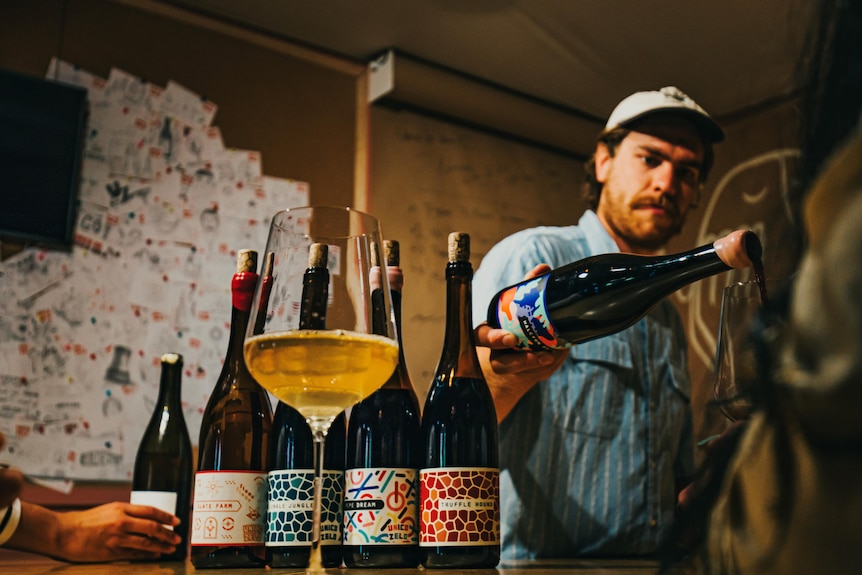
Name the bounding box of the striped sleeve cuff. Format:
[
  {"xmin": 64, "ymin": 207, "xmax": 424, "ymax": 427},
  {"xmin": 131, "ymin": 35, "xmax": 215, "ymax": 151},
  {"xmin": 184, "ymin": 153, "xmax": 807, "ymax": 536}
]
[{"xmin": 0, "ymin": 498, "xmax": 22, "ymax": 546}]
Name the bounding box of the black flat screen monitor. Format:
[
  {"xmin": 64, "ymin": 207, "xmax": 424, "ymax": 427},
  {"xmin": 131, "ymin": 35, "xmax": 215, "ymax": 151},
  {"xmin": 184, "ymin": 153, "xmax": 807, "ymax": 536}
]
[{"xmin": 0, "ymin": 67, "xmax": 88, "ymax": 249}]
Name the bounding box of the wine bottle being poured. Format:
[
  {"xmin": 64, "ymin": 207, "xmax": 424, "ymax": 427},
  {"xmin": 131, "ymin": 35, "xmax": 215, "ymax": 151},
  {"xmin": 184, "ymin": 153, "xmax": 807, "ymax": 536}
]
[{"xmin": 486, "ymin": 229, "xmax": 763, "ymax": 351}]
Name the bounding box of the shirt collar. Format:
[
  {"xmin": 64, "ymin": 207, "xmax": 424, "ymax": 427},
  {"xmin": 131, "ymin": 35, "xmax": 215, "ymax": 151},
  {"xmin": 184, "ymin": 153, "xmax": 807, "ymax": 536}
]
[{"xmin": 579, "ymin": 209, "xmax": 620, "ymax": 255}]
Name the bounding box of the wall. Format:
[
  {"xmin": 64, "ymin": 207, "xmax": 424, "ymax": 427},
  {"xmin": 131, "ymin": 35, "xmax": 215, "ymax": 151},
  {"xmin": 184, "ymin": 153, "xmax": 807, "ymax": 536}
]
[
  {"xmin": 0, "ymin": 0, "xmax": 362, "ymax": 204},
  {"xmin": 0, "ymin": 0, "xmax": 804, "ymax": 486},
  {"xmin": 370, "ymin": 99, "xmax": 803, "ymax": 450},
  {"xmin": 368, "ymin": 106, "xmax": 585, "ymax": 397},
  {"xmin": 0, "ymin": 0, "xmax": 365, "ymax": 487}
]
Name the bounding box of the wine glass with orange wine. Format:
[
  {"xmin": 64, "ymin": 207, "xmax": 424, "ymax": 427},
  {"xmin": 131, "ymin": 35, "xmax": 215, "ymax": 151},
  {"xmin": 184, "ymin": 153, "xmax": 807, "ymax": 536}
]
[{"xmin": 243, "ymin": 206, "xmax": 399, "ymax": 574}]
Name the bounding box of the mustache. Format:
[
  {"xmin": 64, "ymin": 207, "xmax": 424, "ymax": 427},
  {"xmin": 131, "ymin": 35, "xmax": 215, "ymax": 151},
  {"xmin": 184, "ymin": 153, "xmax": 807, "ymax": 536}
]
[{"xmin": 632, "ymin": 196, "xmax": 679, "ymax": 217}]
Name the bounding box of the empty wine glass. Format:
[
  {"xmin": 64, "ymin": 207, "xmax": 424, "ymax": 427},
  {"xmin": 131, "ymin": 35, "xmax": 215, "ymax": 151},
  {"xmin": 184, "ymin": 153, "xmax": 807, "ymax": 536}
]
[
  {"xmin": 243, "ymin": 206, "xmax": 399, "ymax": 574},
  {"xmin": 713, "ymin": 280, "xmax": 764, "ymax": 421}
]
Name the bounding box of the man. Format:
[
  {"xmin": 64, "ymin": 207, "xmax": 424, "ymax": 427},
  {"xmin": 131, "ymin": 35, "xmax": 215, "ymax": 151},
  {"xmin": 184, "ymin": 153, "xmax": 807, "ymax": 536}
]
[
  {"xmin": 0, "ymin": 431, "xmax": 180, "ymax": 562},
  {"xmin": 473, "ymin": 86, "xmax": 724, "ymax": 558}
]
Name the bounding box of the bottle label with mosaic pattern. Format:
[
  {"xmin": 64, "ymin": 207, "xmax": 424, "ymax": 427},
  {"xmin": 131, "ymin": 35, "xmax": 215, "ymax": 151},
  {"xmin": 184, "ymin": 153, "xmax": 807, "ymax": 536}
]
[
  {"xmin": 419, "ymin": 467, "xmax": 500, "ymax": 546},
  {"xmin": 266, "ymin": 469, "xmax": 344, "ymax": 546}
]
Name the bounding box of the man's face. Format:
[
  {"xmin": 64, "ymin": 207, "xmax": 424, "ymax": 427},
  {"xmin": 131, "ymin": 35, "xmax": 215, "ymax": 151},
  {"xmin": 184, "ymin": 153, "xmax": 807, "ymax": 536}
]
[{"xmin": 595, "ymin": 115, "xmax": 705, "ymax": 254}]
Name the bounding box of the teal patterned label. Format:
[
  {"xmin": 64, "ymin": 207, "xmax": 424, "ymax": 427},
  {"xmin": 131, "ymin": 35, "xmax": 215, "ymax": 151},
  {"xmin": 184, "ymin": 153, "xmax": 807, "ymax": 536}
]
[{"xmin": 266, "ymin": 469, "xmax": 343, "ymax": 546}]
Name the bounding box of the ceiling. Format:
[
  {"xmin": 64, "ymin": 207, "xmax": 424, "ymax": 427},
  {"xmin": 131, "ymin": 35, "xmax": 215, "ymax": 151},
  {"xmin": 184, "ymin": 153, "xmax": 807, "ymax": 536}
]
[{"xmin": 164, "ymin": 0, "xmax": 816, "ymax": 123}]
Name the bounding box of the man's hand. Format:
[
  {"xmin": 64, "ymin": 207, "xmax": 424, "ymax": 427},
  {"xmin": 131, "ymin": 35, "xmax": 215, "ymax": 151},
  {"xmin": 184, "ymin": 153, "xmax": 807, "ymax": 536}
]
[{"xmin": 475, "ymin": 264, "xmax": 570, "ymax": 422}]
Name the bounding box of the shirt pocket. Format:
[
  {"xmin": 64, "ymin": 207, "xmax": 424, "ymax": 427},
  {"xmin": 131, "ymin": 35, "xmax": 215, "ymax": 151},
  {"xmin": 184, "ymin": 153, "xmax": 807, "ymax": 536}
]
[
  {"xmin": 547, "ymin": 333, "xmax": 633, "ymax": 439},
  {"xmin": 664, "ymin": 357, "xmax": 691, "ymax": 402}
]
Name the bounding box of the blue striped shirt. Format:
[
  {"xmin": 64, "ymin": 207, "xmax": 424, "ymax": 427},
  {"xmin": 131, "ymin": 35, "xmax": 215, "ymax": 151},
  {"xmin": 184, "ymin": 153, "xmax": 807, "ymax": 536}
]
[{"xmin": 472, "ymin": 210, "xmax": 694, "ymax": 558}]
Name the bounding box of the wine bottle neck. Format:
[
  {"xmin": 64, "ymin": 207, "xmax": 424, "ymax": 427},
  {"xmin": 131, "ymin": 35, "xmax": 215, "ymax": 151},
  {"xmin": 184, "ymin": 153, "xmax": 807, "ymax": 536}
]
[
  {"xmin": 253, "ymin": 273, "xmax": 273, "ymax": 335},
  {"xmin": 156, "ymin": 363, "xmax": 183, "ymax": 409},
  {"xmin": 226, "ymin": 303, "xmax": 253, "ymax": 375},
  {"xmin": 299, "ymin": 267, "xmax": 329, "ymax": 330},
  {"xmin": 442, "ymin": 262, "xmax": 482, "ymax": 378},
  {"xmin": 382, "ymin": 286, "xmax": 414, "ymax": 391}
]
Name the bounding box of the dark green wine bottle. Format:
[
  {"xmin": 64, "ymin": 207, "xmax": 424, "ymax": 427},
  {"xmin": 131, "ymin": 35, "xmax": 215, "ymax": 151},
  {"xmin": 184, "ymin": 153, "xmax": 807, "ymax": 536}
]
[{"xmin": 131, "ymin": 352, "xmax": 193, "ymax": 561}]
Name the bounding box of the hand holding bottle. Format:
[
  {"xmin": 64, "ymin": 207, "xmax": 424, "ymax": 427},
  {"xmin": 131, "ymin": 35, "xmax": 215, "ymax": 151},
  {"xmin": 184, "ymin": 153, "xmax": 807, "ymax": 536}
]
[
  {"xmin": 2, "ymin": 499, "xmax": 180, "ymax": 563},
  {"xmin": 474, "ymin": 264, "xmax": 569, "ymax": 423},
  {"xmin": 485, "ymin": 230, "xmax": 762, "ymax": 351}
]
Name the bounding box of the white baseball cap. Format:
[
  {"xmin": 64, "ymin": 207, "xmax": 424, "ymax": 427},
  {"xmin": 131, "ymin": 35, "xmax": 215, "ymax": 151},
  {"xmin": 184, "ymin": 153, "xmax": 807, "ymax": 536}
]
[{"xmin": 605, "ymin": 86, "xmax": 724, "ymax": 143}]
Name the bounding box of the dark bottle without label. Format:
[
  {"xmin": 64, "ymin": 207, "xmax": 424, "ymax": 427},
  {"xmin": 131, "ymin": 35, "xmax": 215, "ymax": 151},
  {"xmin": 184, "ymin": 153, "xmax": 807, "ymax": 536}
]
[
  {"xmin": 131, "ymin": 352, "xmax": 193, "ymax": 561},
  {"xmin": 267, "ymin": 243, "xmax": 345, "ymax": 568},
  {"xmin": 253, "ymin": 251, "xmax": 274, "ymax": 335},
  {"xmin": 191, "ymin": 249, "xmax": 273, "ymax": 569},
  {"xmin": 420, "ymin": 232, "xmax": 500, "ymax": 568},
  {"xmin": 344, "ymin": 240, "xmax": 421, "ymax": 568},
  {"xmin": 487, "ymin": 229, "xmax": 763, "ymax": 351}
]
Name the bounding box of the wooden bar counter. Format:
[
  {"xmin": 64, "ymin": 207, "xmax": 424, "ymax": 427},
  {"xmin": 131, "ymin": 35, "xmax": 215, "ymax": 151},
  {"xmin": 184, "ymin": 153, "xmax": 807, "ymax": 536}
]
[{"xmin": 0, "ymin": 555, "xmax": 692, "ymax": 575}]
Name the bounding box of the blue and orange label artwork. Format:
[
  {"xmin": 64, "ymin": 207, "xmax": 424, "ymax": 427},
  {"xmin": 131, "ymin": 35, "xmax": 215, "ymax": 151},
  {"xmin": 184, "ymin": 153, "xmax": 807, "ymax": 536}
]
[
  {"xmin": 344, "ymin": 468, "xmax": 418, "ymax": 545},
  {"xmin": 493, "ymin": 275, "xmax": 569, "ymax": 351}
]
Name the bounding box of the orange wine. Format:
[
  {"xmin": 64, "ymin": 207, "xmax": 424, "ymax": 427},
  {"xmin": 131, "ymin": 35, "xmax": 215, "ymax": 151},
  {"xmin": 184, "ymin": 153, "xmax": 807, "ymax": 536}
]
[{"xmin": 244, "ymin": 330, "xmax": 398, "ymax": 421}]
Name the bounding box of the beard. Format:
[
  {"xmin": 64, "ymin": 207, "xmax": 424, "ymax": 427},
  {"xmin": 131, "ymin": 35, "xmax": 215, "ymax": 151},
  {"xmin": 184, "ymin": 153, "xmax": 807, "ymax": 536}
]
[{"xmin": 600, "ymin": 194, "xmax": 688, "ymax": 254}]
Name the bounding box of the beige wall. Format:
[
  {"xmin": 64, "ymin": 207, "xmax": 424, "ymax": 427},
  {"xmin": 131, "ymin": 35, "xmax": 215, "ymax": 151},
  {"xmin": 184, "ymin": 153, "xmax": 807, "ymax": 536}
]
[
  {"xmin": 0, "ymin": 0, "xmax": 362, "ymax": 209},
  {"xmin": 370, "ymin": 101, "xmax": 802, "ymax": 449}
]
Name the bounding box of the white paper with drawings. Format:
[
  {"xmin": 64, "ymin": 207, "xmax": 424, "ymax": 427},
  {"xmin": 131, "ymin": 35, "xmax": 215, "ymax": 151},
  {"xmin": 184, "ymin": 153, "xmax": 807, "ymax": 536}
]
[{"xmin": 0, "ymin": 60, "xmax": 308, "ymax": 481}]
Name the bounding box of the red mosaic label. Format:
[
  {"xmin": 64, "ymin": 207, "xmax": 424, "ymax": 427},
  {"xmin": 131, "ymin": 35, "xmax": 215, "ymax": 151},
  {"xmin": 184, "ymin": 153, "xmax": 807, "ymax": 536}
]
[{"xmin": 420, "ymin": 467, "xmax": 500, "ymax": 546}]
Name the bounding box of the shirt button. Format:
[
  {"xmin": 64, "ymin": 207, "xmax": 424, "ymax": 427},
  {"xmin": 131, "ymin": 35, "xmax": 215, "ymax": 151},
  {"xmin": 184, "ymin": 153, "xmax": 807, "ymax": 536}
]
[{"xmin": 649, "ymin": 518, "xmax": 658, "ymax": 527}]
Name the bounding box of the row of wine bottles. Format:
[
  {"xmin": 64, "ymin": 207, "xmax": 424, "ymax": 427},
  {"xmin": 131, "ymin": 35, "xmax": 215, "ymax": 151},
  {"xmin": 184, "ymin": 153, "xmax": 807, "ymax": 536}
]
[
  {"xmin": 131, "ymin": 232, "xmax": 501, "ymax": 568},
  {"xmin": 130, "ymin": 226, "xmax": 763, "ymax": 568}
]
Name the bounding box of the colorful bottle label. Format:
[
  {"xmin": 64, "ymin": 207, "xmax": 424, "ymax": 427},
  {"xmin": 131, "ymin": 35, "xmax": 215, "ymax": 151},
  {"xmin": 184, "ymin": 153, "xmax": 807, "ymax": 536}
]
[
  {"xmin": 344, "ymin": 467, "xmax": 418, "ymax": 546},
  {"xmin": 419, "ymin": 467, "xmax": 500, "ymax": 546},
  {"xmin": 493, "ymin": 275, "xmax": 569, "ymax": 351},
  {"xmin": 190, "ymin": 471, "xmax": 267, "ymax": 546},
  {"xmin": 266, "ymin": 469, "xmax": 344, "ymax": 546}
]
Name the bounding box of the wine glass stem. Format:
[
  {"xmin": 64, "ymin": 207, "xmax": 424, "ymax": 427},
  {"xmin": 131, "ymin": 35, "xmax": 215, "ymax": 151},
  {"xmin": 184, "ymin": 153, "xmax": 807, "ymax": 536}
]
[{"xmin": 308, "ymin": 421, "xmax": 330, "ymax": 573}]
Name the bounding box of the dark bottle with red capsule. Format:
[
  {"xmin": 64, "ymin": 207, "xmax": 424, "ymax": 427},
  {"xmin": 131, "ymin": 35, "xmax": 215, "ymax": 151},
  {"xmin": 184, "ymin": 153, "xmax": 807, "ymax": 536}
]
[
  {"xmin": 191, "ymin": 249, "xmax": 273, "ymax": 569},
  {"xmin": 486, "ymin": 229, "xmax": 763, "ymax": 351},
  {"xmin": 420, "ymin": 232, "xmax": 500, "ymax": 568},
  {"xmin": 344, "ymin": 240, "xmax": 421, "ymax": 568},
  {"xmin": 267, "ymin": 243, "xmax": 345, "ymax": 568}
]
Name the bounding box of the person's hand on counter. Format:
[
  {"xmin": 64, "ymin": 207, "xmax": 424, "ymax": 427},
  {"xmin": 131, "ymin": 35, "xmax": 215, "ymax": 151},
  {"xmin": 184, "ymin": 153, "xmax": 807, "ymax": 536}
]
[
  {"xmin": 475, "ymin": 263, "xmax": 570, "ymax": 423},
  {"xmin": 0, "ymin": 431, "xmax": 181, "ymax": 562},
  {"xmin": 9, "ymin": 500, "xmax": 181, "ymax": 563}
]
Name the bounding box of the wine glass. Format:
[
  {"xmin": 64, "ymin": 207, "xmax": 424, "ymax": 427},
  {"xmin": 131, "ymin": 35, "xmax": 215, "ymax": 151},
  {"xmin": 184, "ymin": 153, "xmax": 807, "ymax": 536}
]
[
  {"xmin": 243, "ymin": 206, "xmax": 399, "ymax": 574},
  {"xmin": 712, "ymin": 280, "xmax": 764, "ymax": 421}
]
